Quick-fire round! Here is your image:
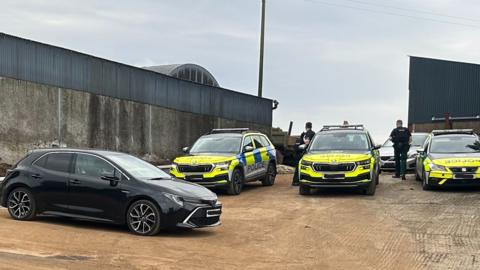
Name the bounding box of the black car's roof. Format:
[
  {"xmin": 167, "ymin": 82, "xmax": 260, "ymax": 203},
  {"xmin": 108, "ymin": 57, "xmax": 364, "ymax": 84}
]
[{"xmin": 30, "ymin": 148, "xmax": 129, "ymax": 156}]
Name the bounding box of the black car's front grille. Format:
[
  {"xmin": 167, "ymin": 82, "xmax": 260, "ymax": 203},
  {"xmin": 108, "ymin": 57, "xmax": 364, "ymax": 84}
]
[
  {"xmin": 178, "ymin": 164, "xmax": 213, "ymax": 173},
  {"xmin": 381, "ymin": 156, "xmax": 393, "ymax": 161},
  {"xmin": 313, "ymin": 163, "xmax": 356, "ymax": 172},
  {"xmin": 186, "ymin": 207, "xmax": 222, "ymax": 227},
  {"xmin": 449, "ymin": 167, "xmax": 478, "ymax": 173}
]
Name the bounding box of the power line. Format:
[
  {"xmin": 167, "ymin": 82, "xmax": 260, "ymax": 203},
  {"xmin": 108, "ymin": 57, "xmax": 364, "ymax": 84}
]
[
  {"xmin": 302, "ymin": 0, "xmax": 480, "ymax": 29},
  {"xmin": 343, "ymin": 0, "xmax": 480, "ymax": 23}
]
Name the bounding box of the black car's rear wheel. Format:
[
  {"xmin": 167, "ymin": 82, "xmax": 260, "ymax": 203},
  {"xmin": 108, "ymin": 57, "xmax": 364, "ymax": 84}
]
[
  {"xmin": 7, "ymin": 188, "xmax": 36, "ymax": 221},
  {"xmin": 227, "ymin": 168, "xmax": 244, "ymax": 195},
  {"xmin": 261, "ymin": 162, "xmax": 276, "ymax": 186},
  {"xmin": 127, "ymin": 200, "xmax": 161, "ymax": 236}
]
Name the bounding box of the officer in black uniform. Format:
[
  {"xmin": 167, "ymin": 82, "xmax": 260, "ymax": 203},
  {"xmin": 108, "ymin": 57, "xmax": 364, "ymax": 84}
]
[
  {"xmin": 389, "ymin": 120, "xmax": 412, "ymax": 180},
  {"xmin": 292, "ymin": 122, "xmax": 316, "ymax": 186}
]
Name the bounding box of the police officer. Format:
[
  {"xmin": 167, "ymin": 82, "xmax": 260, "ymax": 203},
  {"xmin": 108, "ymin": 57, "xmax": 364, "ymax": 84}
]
[
  {"xmin": 389, "ymin": 120, "xmax": 412, "ymax": 180},
  {"xmin": 292, "ymin": 122, "xmax": 316, "ymax": 186}
]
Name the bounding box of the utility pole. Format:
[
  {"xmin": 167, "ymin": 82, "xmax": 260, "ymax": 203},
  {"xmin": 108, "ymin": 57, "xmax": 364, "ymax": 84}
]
[{"xmin": 257, "ymin": 0, "xmax": 266, "ymax": 97}]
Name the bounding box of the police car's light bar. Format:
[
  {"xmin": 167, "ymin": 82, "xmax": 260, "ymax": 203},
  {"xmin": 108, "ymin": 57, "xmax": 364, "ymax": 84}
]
[
  {"xmin": 431, "ymin": 129, "xmax": 474, "ymax": 136},
  {"xmin": 321, "ymin": 125, "xmax": 364, "ymax": 131},
  {"xmin": 210, "ymin": 128, "xmax": 249, "ymax": 134}
]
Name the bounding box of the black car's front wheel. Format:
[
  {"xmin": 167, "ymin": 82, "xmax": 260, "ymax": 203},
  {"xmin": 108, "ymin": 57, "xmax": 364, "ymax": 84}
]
[
  {"xmin": 127, "ymin": 200, "xmax": 161, "ymax": 236},
  {"xmin": 7, "ymin": 187, "xmax": 36, "ymax": 221}
]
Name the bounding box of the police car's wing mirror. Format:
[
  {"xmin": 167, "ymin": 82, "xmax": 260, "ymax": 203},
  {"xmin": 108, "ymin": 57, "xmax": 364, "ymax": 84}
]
[
  {"xmin": 182, "ymin": 147, "xmax": 190, "ymax": 153},
  {"xmin": 298, "ymin": 144, "xmax": 307, "ymax": 150},
  {"xmin": 243, "ymin": 146, "xmax": 254, "ymax": 153}
]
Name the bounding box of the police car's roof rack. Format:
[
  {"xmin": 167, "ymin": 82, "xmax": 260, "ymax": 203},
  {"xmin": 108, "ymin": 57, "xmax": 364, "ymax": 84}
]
[
  {"xmin": 431, "ymin": 129, "xmax": 474, "ymax": 136},
  {"xmin": 321, "ymin": 125, "xmax": 364, "ymax": 131},
  {"xmin": 210, "ymin": 128, "xmax": 250, "ymax": 134}
]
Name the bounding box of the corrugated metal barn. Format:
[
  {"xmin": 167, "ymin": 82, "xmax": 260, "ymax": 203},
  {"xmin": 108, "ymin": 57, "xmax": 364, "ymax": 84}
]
[
  {"xmin": 408, "ymin": 56, "xmax": 480, "ymax": 132},
  {"xmin": 0, "ymin": 33, "xmax": 274, "ymax": 164}
]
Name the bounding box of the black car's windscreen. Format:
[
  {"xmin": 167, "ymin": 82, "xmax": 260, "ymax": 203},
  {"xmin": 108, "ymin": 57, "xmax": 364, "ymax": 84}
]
[
  {"xmin": 383, "ymin": 140, "xmax": 393, "ymax": 147},
  {"xmin": 105, "ymin": 154, "xmax": 171, "ymax": 180},
  {"xmin": 309, "ymin": 132, "xmax": 370, "ymax": 151},
  {"xmin": 430, "ymin": 136, "xmax": 480, "ymax": 153},
  {"xmin": 190, "ymin": 136, "xmax": 242, "ymax": 154},
  {"xmin": 412, "ymin": 134, "xmax": 428, "ymax": 147}
]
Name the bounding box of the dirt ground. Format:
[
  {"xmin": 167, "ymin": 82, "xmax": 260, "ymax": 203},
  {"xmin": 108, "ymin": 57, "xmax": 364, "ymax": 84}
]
[{"xmin": 1, "ymin": 173, "xmax": 480, "ymax": 270}]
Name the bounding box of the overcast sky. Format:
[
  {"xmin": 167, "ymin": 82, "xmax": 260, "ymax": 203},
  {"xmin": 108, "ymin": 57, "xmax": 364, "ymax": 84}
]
[{"xmin": 2, "ymin": 0, "xmax": 480, "ymax": 142}]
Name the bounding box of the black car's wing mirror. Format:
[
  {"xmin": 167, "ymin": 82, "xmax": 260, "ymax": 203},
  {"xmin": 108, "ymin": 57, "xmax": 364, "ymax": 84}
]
[{"xmin": 373, "ymin": 144, "xmax": 382, "ymax": 150}]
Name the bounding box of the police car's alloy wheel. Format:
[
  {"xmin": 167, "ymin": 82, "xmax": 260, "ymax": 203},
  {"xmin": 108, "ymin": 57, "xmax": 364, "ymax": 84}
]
[
  {"xmin": 7, "ymin": 188, "xmax": 36, "ymax": 221},
  {"xmin": 261, "ymin": 163, "xmax": 276, "ymax": 186},
  {"xmin": 227, "ymin": 169, "xmax": 243, "ymax": 195}
]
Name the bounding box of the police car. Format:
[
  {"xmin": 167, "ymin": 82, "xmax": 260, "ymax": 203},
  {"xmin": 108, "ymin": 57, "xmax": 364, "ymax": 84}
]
[
  {"xmin": 170, "ymin": 128, "xmax": 277, "ymax": 195},
  {"xmin": 415, "ymin": 129, "xmax": 480, "ymax": 190},
  {"xmin": 298, "ymin": 125, "xmax": 381, "ymax": 195}
]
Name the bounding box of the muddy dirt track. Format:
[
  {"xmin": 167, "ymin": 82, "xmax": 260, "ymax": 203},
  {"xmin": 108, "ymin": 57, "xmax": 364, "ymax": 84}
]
[{"xmin": 0, "ymin": 173, "xmax": 480, "ymax": 270}]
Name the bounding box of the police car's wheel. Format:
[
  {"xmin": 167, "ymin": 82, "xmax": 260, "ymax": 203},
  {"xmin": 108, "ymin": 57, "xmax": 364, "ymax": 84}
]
[
  {"xmin": 227, "ymin": 168, "xmax": 243, "ymax": 195},
  {"xmin": 422, "ymin": 172, "xmax": 432, "ymax": 190},
  {"xmin": 261, "ymin": 162, "xmax": 276, "ymax": 186},
  {"xmin": 299, "ymin": 185, "xmax": 310, "ymax": 195}
]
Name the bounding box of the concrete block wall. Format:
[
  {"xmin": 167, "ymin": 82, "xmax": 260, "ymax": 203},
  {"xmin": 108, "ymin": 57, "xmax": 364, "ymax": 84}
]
[{"xmin": 0, "ymin": 76, "xmax": 271, "ymax": 165}]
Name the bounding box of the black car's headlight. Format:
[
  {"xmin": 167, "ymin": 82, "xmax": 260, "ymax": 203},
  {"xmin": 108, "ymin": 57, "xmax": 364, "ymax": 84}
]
[
  {"xmin": 408, "ymin": 153, "xmax": 417, "ymax": 159},
  {"xmin": 163, "ymin": 193, "xmax": 184, "ymax": 207}
]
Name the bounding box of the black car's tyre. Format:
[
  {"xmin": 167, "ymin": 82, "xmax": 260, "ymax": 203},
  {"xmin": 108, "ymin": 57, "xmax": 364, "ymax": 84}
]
[
  {"xmin": 127, "ymin": 200, "xmax": 161, "ymax": 236},
  {"xmin": 364, "ymin": 177, "xmax": 376, "ymax": 196},
  {"xmin": 261, "ymin": 162, "xmax": 276, "ymax": 186},
  {"xmin": 415, "ymin": 171, "xmax": 421, "ymax": 181},
  {"xmin": 299, "ymin": 185, "xmax": 310, "ymax": 195},
  {"xmin": 7, "ymin": 187, "xmax": 36, "ymax": 221},
  {"xmin": 227, "ymin": 168, "xmax": 244, "ymax": 195}
]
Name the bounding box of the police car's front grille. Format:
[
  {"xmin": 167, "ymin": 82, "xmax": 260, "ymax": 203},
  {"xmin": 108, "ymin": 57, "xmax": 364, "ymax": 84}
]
[
  {"xmin": 178, "ymin": 165, "xmax": 213, "ymax": 173},
  {"xmin": 450, "ymin": 167, "xmax": 478, "ymax": 173},
  {"xmin": 313, "ymin": 163, "xmax": 356, "ymax": 172}
]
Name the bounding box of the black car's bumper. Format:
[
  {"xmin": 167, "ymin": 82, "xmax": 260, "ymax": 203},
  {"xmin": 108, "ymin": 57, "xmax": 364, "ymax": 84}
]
[
  {"xmin": 162, "ymin": 201, "xmax": 222, "ymax": 229},
  {"xmin": 299, "ymin": 173, "xmax": 372, "ymax": 189},
  {"xmin": 380, "ymin": 158, "xmax": 416, "ymax": 171}
]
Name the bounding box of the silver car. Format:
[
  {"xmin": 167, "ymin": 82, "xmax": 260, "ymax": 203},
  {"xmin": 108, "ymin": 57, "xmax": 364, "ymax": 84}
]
[{"xmin": 379, "ymin": 133, "xmax": 428, "ymax": 172}]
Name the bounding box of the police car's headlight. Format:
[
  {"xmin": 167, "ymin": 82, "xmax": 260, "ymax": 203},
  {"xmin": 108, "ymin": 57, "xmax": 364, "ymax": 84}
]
[
  {"xmin": 300, "ymin": 160, "xmax": 313, "ymax": 170},
  {"xmin": 429, "ymin": 163, "xmax": 446, "ymax": 172},
  {"xmin": 215, "ymin": 161, "xmax": 231, "ymax": 170},
  {"xmin": 171, "ymin": 162, "xmax": 178, "ymax": 170},
  {"xmin": 356, "ymin": 159, "xmax": 371, "ymax": 169}
]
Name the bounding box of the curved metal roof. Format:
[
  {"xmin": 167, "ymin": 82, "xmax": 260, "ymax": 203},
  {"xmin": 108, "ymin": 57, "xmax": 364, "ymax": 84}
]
[{"xmin": 144, "ymin": 63, "xmax": 220, "ymax": 87}]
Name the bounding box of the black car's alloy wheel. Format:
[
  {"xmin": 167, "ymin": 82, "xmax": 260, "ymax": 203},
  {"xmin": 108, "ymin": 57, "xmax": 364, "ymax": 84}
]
[
  {"xmin": 227, "ymin": 168, "xmax": 243, "ymax": 195},
  {"xmin": 7, "ymin": 188, "xmax": 36, "ymax": 220},
  {"xmin": 127, "ymin": 200, "xmax": 161, "ymax": 236},
  {"xmin": 261, "ymin": 163, "xmax": 276, "ymax": 186}
]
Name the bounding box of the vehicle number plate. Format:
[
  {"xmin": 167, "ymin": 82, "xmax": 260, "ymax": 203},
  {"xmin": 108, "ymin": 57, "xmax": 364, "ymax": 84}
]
[
  {"xmin": 454, "ymin": 174, "xmax": 474, "ymax": 179},
  {"xmin": 324, "ymin": 174, "xmax": 345, "ymax": 180}
]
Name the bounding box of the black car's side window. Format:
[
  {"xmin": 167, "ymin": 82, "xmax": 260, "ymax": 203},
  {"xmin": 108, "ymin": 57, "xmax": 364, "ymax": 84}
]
[
  {"xmin": 75, "ymin": 154, "xmax": 115, "ymax": 179},
  {"xmin": 35, "ymin": 153, "xmax": 73, "ymax": 173}
]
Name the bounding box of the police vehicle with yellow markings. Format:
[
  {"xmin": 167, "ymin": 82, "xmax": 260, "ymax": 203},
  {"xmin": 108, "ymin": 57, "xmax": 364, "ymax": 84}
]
[
  {"xmin": 170, "ymin": 128, "xmax": 277, "ymax": 195},
  {"xmin": 415, "ymin": 129, "xmax": 480, "ymax": 190},
  {"xmin": 298, "ymin": 125, "xmax": 381, "ymax": 195}
]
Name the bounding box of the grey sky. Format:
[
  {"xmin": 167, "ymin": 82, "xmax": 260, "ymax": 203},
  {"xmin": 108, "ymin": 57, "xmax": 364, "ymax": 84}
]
[{"xmin": 2, "ymin": 0, "xmax": 480, "ymax": 142}]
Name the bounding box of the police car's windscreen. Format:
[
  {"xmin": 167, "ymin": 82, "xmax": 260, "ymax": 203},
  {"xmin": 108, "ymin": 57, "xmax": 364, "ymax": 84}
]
[
  {"xmin": 309, "ymin": 132, "xmax": 370, "ymax": 151},
  {"xmin": 430, "ymin": 136, "xmax": 480, "ymax": 153},
  {"xmin": 412, "ymin": 134, "xmax": 428, "ymax": 147},
  {"xmin": 190, "ymin": 136, "xmax": 242, "ymax": 154}
]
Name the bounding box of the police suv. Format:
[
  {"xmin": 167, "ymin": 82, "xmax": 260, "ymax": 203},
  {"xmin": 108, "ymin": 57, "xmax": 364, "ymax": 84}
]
[
  {"xmin": 170, "ymin": 129, "xmax": 277, "ymax": 195},
  {"xmin": 298, "ymin": 125, "xmax": 381, "ymax": 195},
  {"xmin": 415, "ymin": 129, "xmax": 480, "ymax": 190}
]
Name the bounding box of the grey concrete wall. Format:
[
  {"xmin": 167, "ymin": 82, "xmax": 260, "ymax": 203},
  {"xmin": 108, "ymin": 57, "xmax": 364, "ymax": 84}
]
[{"xmin": 0, "ymin": 76, "xmax": 271, "ymax": 165}]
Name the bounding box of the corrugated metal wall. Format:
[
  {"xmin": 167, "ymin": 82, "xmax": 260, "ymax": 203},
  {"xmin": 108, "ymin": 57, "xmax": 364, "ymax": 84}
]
[
  {"xmin": 409, "ymin": 56, "xmax": 480, "ymax": 124},
  {"xmin": 0, "ymin": 33, "xmax": 272, "ymax": 126}
]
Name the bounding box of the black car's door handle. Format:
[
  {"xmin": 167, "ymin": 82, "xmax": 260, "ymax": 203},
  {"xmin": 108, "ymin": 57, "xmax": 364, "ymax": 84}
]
[
  {"xmin": 31, "ymin": 174, "xmax": 42, "ymax": 179},
  {"xmin": 69, "ymin": 179, "xmax": 81, "ymax": 185}
]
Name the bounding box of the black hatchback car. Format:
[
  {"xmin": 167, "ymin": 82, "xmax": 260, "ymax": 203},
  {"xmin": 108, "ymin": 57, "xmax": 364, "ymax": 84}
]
[{"xmin": 0, "ymin": 149, "xmax": 222, "ymax": 236}]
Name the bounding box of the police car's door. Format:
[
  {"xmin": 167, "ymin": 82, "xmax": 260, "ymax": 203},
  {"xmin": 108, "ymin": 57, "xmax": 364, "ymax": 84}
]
[
  {"xmin": 252, "ymin": 135, "xmax": 269, "ymax": 176},
  {"xmin": 241, "ymin": 136, "xmax": 257, "ymax": 180}
]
